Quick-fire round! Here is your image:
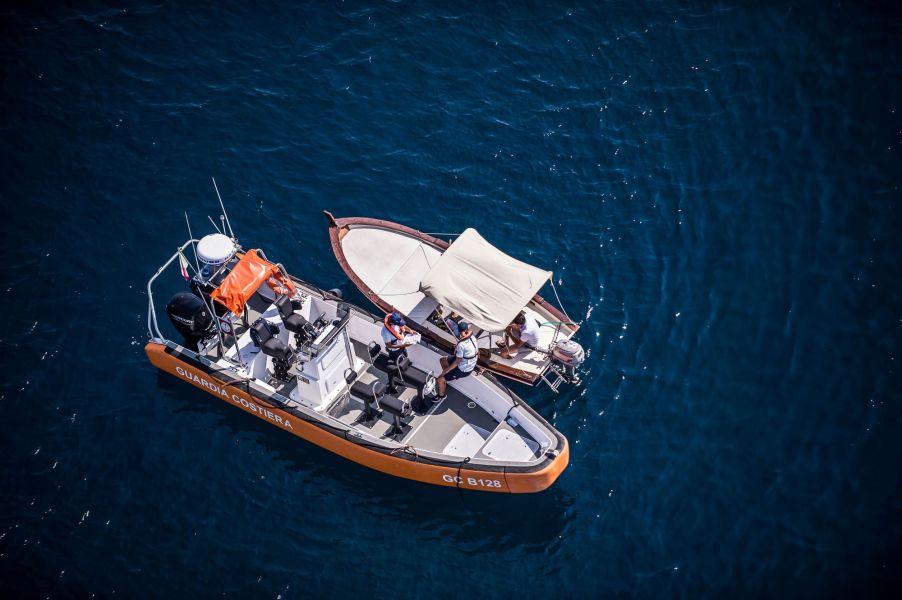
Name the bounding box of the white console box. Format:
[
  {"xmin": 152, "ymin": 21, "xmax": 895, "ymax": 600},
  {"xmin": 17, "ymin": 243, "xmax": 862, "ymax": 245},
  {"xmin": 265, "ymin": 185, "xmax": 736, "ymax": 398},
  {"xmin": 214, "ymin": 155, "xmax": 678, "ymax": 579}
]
[{"xmin": 290, "ymin": 324, "xmax": 363, "ymax": 411}]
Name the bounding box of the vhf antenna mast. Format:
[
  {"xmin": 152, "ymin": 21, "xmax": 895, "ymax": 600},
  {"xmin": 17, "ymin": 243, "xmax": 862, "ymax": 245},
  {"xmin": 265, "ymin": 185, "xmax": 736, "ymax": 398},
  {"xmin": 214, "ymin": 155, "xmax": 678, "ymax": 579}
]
[{"xmin": 211, "ymin": 177, "xmax": 235, "ymax": 240}]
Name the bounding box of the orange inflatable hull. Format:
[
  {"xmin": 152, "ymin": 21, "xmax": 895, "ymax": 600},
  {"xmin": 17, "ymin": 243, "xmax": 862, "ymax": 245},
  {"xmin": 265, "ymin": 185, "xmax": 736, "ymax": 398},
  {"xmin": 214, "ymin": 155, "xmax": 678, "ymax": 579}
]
[{"xmin": 146, "ymin": 342, "xmax": 568, "ymax": 493}]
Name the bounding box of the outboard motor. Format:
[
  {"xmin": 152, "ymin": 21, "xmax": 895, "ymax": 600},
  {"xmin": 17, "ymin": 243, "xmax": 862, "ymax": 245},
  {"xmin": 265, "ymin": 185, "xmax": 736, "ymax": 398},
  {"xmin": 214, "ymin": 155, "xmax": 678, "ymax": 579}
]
[
  {"xmin": 166, "ymin": 293, "xmax": 214, "ymax": 347},
  {"xmin": 551, "ymin": 339, "xmax": 585, "ymax": 384}
]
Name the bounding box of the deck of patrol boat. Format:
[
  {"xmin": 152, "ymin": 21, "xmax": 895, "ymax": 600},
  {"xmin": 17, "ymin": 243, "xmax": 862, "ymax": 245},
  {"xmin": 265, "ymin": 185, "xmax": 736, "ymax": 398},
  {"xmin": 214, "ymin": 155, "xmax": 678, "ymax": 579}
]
[{"xmin": 206, "ymin": 285, "xmax": 541, "ymax": 460}]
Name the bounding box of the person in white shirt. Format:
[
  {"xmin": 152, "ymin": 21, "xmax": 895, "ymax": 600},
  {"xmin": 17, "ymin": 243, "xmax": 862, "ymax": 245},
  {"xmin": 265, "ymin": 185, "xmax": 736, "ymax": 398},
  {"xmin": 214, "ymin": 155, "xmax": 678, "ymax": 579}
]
[
  {"xmin": 435, "ymin": 321, "xmax": 478, "ymax": 402},
  {"xmin": 499, "ymin": 311, "xmax": 540, "ymax": 359}
]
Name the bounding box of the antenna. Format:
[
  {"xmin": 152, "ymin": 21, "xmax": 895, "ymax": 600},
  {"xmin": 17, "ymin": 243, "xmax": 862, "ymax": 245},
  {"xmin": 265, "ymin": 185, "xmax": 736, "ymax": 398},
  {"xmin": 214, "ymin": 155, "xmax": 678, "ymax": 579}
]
[
  {"xmin": 211, "ymin": 177, "xmax": 235, "ymax": 239},
  {"xmin": 207, "ymin": 215, "xmax": 222, "ymax": 234},
  {"xmin": 184, "ymin": 212, "xmax": 201, "ymax": 273}
]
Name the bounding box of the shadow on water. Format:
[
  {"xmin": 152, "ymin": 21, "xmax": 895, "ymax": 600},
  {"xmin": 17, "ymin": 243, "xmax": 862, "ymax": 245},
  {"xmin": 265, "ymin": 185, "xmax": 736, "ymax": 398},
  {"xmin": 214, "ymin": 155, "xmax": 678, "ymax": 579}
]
[{"xmin": 152, "ymin": 372, "xmax": 574, "ymax": 551}]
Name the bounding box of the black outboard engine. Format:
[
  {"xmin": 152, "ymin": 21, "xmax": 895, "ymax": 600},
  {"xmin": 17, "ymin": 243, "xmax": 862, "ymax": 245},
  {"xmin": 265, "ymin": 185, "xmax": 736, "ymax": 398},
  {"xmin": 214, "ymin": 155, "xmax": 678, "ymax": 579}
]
[
  {"xmin": 166, "ymin": 293, "xmax": 214, "ymax": 347},
  {"xmin": 189, "ymin": 272, "xmax": 231, "ymax": 317}
]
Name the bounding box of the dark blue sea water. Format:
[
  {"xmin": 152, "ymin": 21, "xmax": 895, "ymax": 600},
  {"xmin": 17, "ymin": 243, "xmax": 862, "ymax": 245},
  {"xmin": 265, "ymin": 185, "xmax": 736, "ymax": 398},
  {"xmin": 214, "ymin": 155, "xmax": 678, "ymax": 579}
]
[{"xmin": 2, "ymin": 1, "xmax": 901, "ymax": 597}]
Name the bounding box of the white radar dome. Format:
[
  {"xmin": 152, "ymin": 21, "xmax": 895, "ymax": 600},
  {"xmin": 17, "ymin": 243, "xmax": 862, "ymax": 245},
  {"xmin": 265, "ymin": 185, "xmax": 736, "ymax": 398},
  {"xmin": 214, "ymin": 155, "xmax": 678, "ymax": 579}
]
[{"xmin": 196, "ymin": 234, "xmax": 236, "ymax": 267}]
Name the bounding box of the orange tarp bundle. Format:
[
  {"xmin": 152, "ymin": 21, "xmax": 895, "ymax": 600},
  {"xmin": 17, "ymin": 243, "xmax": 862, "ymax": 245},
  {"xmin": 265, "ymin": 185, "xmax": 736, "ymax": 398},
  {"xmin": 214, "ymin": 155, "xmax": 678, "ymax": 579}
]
[{"xmin": 210, "ymin": 249, "xmax": 296, "ymax": 315}]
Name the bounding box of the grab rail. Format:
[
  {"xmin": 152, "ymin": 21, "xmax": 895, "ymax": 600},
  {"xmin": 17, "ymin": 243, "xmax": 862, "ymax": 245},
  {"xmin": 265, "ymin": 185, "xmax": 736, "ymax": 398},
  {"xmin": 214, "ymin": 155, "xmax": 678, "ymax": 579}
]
[{"xmin": 147, "ymin": 239, "xmax": 199, "ymax": 341}]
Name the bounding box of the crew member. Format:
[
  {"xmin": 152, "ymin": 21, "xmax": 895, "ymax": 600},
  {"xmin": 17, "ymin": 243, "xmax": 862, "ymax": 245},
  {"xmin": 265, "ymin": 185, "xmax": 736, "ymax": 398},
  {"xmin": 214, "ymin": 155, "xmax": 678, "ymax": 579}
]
[
  {"xmin": 435, "ymin": 321, "xmax": 478, "ymax": 402},
  {"xmin": 381, "ymin": 311, "xmax": 415, "ymax": 361}
]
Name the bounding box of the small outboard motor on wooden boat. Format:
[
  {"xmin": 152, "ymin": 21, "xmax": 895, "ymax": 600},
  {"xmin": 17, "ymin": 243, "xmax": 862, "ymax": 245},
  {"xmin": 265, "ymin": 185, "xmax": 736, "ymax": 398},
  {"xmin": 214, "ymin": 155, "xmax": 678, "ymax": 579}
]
[
  {"xmin": 551, "ymin": 339, "xmax": 585, "ymax": 384},
  {"xmin": 166, "ymin": 292, "xmax": 214, "ymax": 347}
]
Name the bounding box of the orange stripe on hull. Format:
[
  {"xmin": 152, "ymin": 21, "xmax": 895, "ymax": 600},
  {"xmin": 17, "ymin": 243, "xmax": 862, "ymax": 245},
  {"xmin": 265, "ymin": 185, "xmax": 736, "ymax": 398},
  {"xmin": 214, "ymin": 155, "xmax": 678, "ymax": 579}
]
[{"xmin": 145, "ymin": 342, "xmax": 567, "ymax": 493}]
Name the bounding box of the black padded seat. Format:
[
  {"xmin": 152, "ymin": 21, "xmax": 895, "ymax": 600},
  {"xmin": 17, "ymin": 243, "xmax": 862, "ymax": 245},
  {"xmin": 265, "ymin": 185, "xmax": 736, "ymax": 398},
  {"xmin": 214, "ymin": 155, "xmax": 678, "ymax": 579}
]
[
  {"xmin": 262, "ymin": 337, "xmax": 291, "ymax": 361},
  {"xmin": 251, "ymin": 318, "xmax": 290, "ymax": 360},
  {"xmin": 250, "ymin": 317, "xmax": 293, "ymax": 381},
  {"xmin": 379, "ymin": 394, "xmax": 411, "ymax": 417},
  {"xmin": 351, "ymin": 379, "xmax": 385, "ymax": 400},
  {"xmin": 394, "ymin": 354, "xmax": 412, "ymax": 372},
  {"xmin": 274, "ymin": 295, "xmax": 311, "ymax": 335},
  {"xmin": 285, "ymin": 313, "xmax": 309, "ymax": 334},
  {"xmin": 386, "ymin": 354, "xmax": 429, "ymax": 387},
  {"xmin": 397, "ymin": 367, "xmax": 429, "ymax": 387},
  {"xmin": 250, "ymin": 319, "xmax": 275, "ymax": 346}
]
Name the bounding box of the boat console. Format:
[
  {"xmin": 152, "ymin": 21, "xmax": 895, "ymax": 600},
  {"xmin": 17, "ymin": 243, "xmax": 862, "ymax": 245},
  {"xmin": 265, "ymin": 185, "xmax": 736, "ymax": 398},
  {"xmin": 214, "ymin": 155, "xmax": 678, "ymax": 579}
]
[{"xmin": 286, "ymin": 301, "xmax": 366, "ymax": 412}]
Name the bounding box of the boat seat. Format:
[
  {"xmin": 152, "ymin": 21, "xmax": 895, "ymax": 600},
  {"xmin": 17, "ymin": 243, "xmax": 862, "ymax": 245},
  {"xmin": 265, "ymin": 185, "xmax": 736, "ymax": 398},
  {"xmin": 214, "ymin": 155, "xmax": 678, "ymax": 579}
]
[
  {"xmin": 261, "ymin": 337, "xmax": 291, "ymax": 361},
  {"xmin": 386, "ymin": 354, "xmax": 431, "ymax": 396},
  {"xmin": 351, "ymin": 379, "xmax": 385, "ymax": 400},
  {"xmin": 394, "ymin": 354, "xmax": 411, "ymax": 372},
  {"xmin": 351, "ymin": 379, "xmax": 385, "ymax": 422},
  {"xmin": 380, "ymin": 393, "xmax": 412, "ymax": 438},
  {"xmin": 274, "ymin": 295, "xmax": 313, "ymax": 337},
  {"xmin": 397, "ymin": 366, "xmax": 429, "ymax": 387},
  {"xmin": 380, "ymin": 394, "xmax": 411, "ymax": 417},
  {"xmin": 250, "ymin": 318, "xmax": 292, "ymax": 361}
]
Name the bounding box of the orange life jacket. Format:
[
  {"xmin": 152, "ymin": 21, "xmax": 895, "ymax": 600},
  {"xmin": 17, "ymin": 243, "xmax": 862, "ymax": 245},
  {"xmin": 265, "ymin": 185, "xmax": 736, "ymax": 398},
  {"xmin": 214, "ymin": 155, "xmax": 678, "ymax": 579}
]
[{"xmin": 383, "ymin": 314, "xmax": 404, "ymax": 340}]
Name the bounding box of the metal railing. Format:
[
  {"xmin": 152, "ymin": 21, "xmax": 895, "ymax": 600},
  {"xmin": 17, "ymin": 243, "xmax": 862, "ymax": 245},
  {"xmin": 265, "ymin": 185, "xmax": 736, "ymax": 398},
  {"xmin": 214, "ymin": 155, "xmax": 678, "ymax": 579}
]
[{"xmin": 146, "ymin": 239, "xmax": 198, "ymax": 341}]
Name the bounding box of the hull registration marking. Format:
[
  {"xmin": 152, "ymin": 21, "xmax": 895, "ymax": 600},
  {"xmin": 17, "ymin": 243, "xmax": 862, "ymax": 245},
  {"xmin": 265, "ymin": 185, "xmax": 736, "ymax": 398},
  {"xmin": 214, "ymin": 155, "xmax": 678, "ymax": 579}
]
[
  {"xmin": 442, "ymin": 474, "xmax": 502, "ymax": 488},
  {"xmin": 174, "ymin": 365, "xmax": 293, "ymax": 430}
]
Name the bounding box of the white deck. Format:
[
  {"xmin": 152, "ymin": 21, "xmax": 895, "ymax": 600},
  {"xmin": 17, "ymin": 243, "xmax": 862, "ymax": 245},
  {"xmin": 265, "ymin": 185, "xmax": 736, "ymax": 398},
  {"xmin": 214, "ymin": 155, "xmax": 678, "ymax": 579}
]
[
  {"xmin": 473, "ymin": 304, "xmax": 565, "ymax": 376},
  {"xmin": 442, "ymin": 423, "xmax": 492, "ymax": 457},
  {"xmin": 342, "ymin": 226, "xmax": 441, "ymax": 317}
]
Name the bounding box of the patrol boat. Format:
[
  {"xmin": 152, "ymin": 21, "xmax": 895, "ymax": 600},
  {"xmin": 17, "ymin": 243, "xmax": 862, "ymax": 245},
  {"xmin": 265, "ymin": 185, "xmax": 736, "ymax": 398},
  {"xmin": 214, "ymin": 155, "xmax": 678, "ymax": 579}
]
[
  {"xmin": 145, "ymin": 208, "xmax": 569, "ymax": 493},
  {"xmin": 324, "ymin": 213, "xmax": 586, "ymax": 390}
]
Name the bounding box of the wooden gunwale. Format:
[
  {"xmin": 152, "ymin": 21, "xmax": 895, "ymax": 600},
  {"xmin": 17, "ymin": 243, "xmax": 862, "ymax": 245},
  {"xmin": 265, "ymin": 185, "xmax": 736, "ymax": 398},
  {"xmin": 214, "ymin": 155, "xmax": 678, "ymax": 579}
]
[{"xmin": 323, "ymin": 212, "xmax": 578, "ymax": 386}]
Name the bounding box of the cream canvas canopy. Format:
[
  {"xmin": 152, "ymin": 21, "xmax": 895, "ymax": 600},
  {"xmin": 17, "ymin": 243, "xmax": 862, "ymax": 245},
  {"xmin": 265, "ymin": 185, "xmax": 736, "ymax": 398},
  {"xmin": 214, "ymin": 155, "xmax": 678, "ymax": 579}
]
[{"xmin": 419, "ymin": 228, "xmax": 552, "ymax": 332}]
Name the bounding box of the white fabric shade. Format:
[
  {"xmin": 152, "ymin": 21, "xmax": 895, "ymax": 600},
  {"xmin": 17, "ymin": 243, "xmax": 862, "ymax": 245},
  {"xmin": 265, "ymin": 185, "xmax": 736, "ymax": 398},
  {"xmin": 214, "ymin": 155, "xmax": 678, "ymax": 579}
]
[{"xmin": 419, "ymin": 229, "xmax": 552, "ymax": 332}]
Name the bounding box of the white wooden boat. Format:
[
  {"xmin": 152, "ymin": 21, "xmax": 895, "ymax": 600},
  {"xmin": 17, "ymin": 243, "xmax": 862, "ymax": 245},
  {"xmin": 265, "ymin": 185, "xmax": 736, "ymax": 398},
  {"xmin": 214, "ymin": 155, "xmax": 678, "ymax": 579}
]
[{"xmin": 325, "ymin": 213, "xmax": 585, "ymax": 389}]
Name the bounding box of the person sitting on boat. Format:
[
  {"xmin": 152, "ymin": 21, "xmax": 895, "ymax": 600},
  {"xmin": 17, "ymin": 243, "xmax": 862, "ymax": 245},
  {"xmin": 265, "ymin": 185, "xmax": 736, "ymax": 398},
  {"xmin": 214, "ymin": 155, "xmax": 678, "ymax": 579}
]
[
  {"xmin": 435, "ymin": 321, "xmax": 478, "ymax": 402},
  {"xmin": 381, "ymin": 311, "xmax": 418, "ymax": 361},
  {"xmin": 432, "ymin": 305, "xmax": 464, "ymax": 337},
  {"xmin": 499, "ymin": 311, "xmax": 540, "ymax": 359}
]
